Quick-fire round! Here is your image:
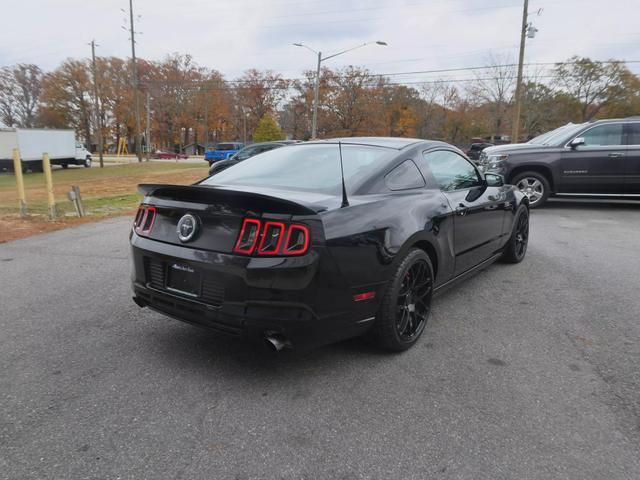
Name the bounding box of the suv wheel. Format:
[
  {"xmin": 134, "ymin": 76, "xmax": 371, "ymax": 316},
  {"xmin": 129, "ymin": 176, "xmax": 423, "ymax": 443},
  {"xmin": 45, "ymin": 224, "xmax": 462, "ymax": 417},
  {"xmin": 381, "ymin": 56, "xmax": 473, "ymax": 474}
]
[{"xmin": 511, "ymin": 171, "xmax": 550, "ymax": 208}]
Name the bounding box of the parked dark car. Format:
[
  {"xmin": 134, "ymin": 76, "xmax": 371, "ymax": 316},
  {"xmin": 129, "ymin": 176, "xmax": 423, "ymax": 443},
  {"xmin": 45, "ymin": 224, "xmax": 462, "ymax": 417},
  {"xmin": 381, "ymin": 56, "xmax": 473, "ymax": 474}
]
[
  {"xmin": 153, "ymin": 151, "xmax": 188, "ymax": 160},
  {"xmin": 466, "ymin": 142, "xmax": 494, "ymax": 161},
  {"xmin": 478, "ymin": 118, "xmax": 640, "ymax": 207},
  {"xmin": 209, "ymin": 140, "xmax": 298, "ymax": 175},
  {"xmin": 130, "ymin": 137, "xmax": 529, "ymax": 352},
  {"xmin": 204, "ymin": 142, "xmax": 244, "ymax": 165}
]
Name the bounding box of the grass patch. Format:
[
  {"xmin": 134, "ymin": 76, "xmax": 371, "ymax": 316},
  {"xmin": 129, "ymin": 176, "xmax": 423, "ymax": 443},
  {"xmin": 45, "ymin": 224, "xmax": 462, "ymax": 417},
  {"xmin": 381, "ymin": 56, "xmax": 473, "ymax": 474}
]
[
  {"xmin": 0, "ymin": 162, "xmax": 210, "ymax": 241},
  {"xmin": 0, "ymin": 161, "xmax": 207, "ymax": 189}
]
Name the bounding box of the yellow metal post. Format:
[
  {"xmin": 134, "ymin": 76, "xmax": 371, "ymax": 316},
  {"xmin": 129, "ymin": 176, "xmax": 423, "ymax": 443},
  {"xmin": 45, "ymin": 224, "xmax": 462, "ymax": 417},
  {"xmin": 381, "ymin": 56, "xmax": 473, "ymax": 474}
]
[
  {"xmin": 12, "ymin": 148, "xmax": 28, "ymax": 218},
  {"xmin": 42, "ymin": 153, "xmax": 57, "ymax": 219}
]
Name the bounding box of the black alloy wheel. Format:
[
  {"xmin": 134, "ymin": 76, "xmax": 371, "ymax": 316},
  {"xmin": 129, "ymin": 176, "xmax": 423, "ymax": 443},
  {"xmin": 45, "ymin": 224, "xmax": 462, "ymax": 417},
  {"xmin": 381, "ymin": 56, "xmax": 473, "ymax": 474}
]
[
  {"xmin": 371, "ymin": 249, "xmax": 434, "ymax": 351},
  {"xmin": 396, "ymin": 258, "xmax": 432, "ymax": 342},
  {"xmin": 501, "ymin": 207, "xmax": 529, "ymax": 263}
]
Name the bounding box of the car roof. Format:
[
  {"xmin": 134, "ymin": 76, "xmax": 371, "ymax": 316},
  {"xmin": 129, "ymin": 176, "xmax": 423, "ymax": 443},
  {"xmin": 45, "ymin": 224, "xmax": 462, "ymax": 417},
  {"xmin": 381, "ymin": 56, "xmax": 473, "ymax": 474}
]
[
  {"xmin": 589, "ymin": 117, "xmax": 640, "ymax": 125},
  {"xmin": 305, "ymin": 137, "xmax": 439, "ymax": 150}
]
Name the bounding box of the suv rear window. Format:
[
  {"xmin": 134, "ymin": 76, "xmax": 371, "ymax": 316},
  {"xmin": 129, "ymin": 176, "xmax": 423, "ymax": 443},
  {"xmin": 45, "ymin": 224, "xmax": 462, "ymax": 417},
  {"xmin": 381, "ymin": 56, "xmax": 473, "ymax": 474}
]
[{"xmin": 627, "ymin": 123, "xmax": 640, "ymax": 145}]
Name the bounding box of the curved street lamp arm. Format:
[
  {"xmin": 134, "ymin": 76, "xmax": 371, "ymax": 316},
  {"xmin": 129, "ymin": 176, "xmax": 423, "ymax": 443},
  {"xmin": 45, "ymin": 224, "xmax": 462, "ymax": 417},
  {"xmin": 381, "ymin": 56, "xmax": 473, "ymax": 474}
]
[
  {"xmin": 322, "ymin": 41, "xmax": 386, "ymax": 61},
  {"xmin": 292, "ymin": 43, "xmax": 319, "ymax": 55},
  {"xmin": 322, "ymin": 42, "xmax": 371, "ymax": 62}
]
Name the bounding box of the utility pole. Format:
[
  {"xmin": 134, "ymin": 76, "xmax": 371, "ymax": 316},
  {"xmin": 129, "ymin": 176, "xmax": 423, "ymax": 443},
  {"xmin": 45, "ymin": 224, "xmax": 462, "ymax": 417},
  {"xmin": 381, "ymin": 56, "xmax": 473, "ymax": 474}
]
[
  {"xmin": 128, "ymin": 0, "xmax": 142, "ymax": 162},
  {"xmin": 511, "ymin": 0, "xmax": 529, "ymax": 144},
  {"xmin": 90, "ymin": 40, "xmax": 104, "ymax": 168},
  {"xmin": 145, "ymin": 90, "xmax": 151, "ymax": 160}
]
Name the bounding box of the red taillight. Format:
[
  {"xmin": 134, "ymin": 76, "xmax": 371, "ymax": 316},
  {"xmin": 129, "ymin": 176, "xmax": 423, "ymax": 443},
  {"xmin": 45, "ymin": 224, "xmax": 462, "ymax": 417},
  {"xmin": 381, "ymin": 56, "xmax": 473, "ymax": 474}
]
[
  {"xmin": 133, "ymin": 205, "xmax": 156, "ymax": 236},
  {"xmin": 234, "ymin": 218, "xmax": 310, "ymax": 256},
  {"xmin": 257, "ymin": 221, "xmax": 285, "ymax": 255},
  {"xmin": 234, "ymin": 218, "xmax": 261, "ymax": 254},
  {"xmin": 284, "ymin": 224, "xmax": 310, "ymax": 255}
]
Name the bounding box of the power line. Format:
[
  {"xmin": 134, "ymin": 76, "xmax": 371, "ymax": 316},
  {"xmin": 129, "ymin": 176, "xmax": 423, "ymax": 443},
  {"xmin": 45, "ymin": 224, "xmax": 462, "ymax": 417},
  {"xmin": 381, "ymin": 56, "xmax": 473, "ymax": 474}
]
[{"xmin": 136, "ymin": 59, "xmax": 640, "ymax": 88}]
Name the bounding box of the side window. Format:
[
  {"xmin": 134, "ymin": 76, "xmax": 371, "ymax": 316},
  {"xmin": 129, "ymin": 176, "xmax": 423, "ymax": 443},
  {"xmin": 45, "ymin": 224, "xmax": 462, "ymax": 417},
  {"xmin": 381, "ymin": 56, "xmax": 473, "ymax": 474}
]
[
  {"xmin": 627, "ymin": 123, "xmax": 640, "ymax": 145},
  {"xmin": 580, "ymin": 124, "xmax": 623, "ymax": 147},
  {"xmin": 236, "ymin": 147, "xmax": 255, "ymax": 160},
  {"xmin": 385, "ymin": 160, "xmax": 425, "ymax": 191},
  {"xmin": 255, "ymin": 145, "xmax": 274, "ymax": 154},
  {"xmin": 418, "ymin": 150, "xmax": 482, "ymax": 191}
]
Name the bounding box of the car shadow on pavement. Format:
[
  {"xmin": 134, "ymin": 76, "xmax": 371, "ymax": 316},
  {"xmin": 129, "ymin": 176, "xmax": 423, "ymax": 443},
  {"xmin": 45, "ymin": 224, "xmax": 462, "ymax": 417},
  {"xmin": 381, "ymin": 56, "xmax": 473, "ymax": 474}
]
[{"xmin": 142, "ymin": 318, "xmax": 393, "ymax": 379}]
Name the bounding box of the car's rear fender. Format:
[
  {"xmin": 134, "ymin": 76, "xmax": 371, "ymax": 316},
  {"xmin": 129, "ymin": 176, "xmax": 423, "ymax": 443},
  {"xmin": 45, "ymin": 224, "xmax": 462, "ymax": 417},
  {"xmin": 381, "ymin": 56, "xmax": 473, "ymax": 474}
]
[{"xmin": 320, "ymin": 190, "xmax": 452, "ymax": 293}]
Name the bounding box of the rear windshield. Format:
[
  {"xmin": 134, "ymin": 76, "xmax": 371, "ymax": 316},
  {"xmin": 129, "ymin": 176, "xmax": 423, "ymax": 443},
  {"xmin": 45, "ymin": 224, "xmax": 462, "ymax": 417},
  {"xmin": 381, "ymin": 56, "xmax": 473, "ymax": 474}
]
[
  {"xmin": 202, "ymin": 144, "xmax": 393, "ymax": 195},
  {"xmin": 216, "ymin": 143, "xmax": 237, "ymax": 150}
]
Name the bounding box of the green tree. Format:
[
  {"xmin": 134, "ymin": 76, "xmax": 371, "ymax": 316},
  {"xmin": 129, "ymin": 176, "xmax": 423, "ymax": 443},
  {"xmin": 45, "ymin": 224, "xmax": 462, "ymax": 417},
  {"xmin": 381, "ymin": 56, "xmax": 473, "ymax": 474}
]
[
  {"xmin": 253, "ymin": 115, "xmax": 284, "ymax": 142},
  {"xmin": 554, "ymin": 57, "xmax": 627, "ymax": 121}
]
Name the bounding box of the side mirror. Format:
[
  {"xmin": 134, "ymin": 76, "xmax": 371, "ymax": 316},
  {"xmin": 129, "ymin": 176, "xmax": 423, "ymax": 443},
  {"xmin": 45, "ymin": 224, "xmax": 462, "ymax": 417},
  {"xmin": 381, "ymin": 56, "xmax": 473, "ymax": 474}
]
[
  {"xmin": 484, "ymin": 173, "xmax": 504, "ymax": 187},
  {"xmin": 569, "ymin": 137, "xmax": 585, "ymax": 149}
]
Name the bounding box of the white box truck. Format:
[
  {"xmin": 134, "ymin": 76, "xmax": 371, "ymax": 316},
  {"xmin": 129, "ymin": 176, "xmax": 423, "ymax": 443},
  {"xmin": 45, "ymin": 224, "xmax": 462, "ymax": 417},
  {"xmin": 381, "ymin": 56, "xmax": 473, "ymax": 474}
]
[{"xmin": 0, "ymin": 128, "xmax": 92, "ymax": 173}]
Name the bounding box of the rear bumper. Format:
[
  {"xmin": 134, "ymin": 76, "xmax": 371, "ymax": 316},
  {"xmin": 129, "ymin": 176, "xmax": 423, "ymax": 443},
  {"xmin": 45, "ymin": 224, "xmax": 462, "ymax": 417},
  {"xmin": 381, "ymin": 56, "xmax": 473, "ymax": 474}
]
[{"xmin": 130, "ymin": 234, "xmax": 375, "ymax": 348}]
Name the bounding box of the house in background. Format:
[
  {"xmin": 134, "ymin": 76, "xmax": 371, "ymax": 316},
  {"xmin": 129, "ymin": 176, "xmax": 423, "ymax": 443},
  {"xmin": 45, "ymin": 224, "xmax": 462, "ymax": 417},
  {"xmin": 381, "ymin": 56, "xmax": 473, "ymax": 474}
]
[{"xmin": 183, "ymin": 143, "xmax": 206, "ymax": 155}]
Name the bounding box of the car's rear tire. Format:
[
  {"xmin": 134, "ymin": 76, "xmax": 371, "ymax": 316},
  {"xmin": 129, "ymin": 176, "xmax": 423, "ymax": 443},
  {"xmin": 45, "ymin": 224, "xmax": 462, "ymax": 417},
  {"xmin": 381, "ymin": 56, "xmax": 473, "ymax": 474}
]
[
  {"xmin": 511, "ymin": 171, "xmax": 550, "ymax": 208},
  {"xmin": 501, "ymin": 207, "xmax": 529, "ymax": 263},
  {"xmin": 61, "ymin": 163, "xmax": 68, "ymax": 169},
  {"xmin": 371, "ymin": 249, "xmax": 433, "ymax": 352}
]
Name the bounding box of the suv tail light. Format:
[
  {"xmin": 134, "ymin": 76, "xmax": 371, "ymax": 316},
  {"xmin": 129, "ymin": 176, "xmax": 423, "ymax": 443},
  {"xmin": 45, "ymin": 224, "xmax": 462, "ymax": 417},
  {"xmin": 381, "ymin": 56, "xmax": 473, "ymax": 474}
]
[
  {"xmin": 234, "ymin": 218, "xmax": 310, "ymax": 256},
  {"xmin": 133, "ymin": 205, "xmax": 156, "ymax": 236}
]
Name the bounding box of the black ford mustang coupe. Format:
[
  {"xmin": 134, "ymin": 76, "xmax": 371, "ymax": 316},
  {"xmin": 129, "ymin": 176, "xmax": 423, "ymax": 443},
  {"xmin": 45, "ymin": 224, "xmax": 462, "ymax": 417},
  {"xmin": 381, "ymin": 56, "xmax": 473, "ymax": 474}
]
[{"xmin": 130, "ymin": 137, "xmax": 529, "ymax": 351}]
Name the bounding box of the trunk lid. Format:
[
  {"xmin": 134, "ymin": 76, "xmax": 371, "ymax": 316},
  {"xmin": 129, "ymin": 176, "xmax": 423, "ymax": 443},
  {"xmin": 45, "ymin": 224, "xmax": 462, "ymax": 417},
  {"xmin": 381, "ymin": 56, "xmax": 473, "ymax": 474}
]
[{"xmin": 136, "ymin": 183, "xmax": 326, "ymax": 253}]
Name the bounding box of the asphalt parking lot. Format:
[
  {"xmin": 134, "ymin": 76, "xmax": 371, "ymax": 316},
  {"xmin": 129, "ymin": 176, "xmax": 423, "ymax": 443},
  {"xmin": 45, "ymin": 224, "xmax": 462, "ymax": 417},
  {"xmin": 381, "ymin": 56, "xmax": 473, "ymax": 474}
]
[{"xmin": 1, "ymin": 200, "xmax": 639, "ymax": 479}]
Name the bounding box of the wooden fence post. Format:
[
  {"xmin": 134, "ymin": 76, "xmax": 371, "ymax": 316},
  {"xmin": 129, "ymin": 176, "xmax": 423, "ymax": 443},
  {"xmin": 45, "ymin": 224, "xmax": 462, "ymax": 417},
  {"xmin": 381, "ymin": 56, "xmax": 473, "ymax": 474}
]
[
  {"xmin": 42, "ymin": 153, "xmax": 57, "ymax": 219},
  {"xmin": 12, "ymin": 148, "xmax": 28, "ymax": 218}
]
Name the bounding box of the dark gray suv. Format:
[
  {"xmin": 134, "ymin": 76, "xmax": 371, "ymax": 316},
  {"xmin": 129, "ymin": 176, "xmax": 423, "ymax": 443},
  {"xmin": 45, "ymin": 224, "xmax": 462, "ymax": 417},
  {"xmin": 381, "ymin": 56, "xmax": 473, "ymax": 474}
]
[{"xmin": 478, "ymin": 118, "xmax": 640, "ymax": 207}]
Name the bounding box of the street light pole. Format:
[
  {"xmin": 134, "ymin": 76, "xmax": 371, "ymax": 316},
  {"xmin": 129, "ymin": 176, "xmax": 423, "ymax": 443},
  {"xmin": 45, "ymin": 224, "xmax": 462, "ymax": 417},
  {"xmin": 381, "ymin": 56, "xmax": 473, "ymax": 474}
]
[
  {"xmin": 294, "ymin": 41, "xmax": 387, "ymax": 139},
  {"xmin": 312, "ymin": 51, "xmax": 321, "ymax": 139}
]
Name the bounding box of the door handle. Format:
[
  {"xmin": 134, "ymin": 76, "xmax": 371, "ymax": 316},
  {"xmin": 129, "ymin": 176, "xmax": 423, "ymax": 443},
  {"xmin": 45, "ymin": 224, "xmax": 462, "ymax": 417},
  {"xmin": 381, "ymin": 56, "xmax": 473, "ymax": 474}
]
[
  {"xmin": 456, "ymin": 203, "xmax": 468, "ymax": 216},
  {"xmin": 608, "ymin": 152, "xmax": 625, "ymax": 158}
]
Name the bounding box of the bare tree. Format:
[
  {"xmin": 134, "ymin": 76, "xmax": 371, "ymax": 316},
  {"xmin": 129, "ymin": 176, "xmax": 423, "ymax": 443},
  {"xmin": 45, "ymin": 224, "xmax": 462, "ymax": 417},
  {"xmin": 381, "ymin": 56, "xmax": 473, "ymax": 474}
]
[
  {"xmin": 0, "ymin": 64, "xmax": 43, "ymax": 127},
  {"xmin": 12, "ymin": 64, "xmax": 43, "ymax": 127},
  {"xmin": 468, "ymin": 54, "xmax": 515, "ymax": 137},
  {"xmin": 0, "ymin": 67, "xmax": 18, "ymax": 127}
]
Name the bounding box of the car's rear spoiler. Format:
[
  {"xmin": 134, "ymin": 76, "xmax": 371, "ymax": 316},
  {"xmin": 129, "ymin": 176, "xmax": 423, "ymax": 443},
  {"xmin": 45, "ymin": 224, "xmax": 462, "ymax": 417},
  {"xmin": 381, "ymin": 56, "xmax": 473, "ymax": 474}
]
[{"xmin": 138, "ymin": 183, "xmax": 324, "ymax": 215}]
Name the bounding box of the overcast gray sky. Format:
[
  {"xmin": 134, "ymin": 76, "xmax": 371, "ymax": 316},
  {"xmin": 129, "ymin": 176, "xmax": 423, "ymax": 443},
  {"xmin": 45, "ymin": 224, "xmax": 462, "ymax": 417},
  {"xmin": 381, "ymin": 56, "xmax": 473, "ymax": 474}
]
[{"xmin": 2, "ymin": 0, "xmax": 639, "ymax": 82}]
